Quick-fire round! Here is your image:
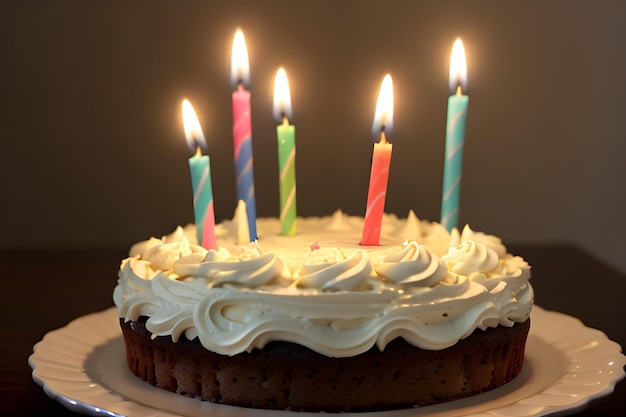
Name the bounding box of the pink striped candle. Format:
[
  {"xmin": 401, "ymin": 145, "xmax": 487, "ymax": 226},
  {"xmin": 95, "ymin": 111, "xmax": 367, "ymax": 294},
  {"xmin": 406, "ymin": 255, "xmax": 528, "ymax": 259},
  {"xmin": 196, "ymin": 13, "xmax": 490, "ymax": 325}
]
[
  {"xmin": 361, "ymin": 74, "xmax": 394, "ymax": 246},
  {"xmin": 231, "ymin": 29, "xmax": 257, "ymax": 241}
]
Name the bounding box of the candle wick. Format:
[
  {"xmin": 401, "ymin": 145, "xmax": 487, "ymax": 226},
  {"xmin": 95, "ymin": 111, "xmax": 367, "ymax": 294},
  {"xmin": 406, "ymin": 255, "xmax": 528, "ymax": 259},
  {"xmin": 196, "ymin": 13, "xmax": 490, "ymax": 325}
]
[
  {"xmin": 195, "ymin": 146, "xmax": 202, "ymax": 157},
  {"xmin": 379, "ymin": 129, "xmax": 388, "ymax": 144},
  {"xmin": 282, "ymin": 114, "xmax": 289, "ymax": 126},
  {"xmin": 456, "ymin": 85, "xmax": 463, "ymax": 96}
]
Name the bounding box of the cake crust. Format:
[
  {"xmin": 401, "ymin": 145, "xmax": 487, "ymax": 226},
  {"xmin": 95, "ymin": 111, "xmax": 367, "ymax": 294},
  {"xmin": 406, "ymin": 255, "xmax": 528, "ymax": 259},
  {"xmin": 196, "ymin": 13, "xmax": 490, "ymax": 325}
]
[{"xmin": 120, "ymin": 317, "xmax": 530, "ymax": 412}]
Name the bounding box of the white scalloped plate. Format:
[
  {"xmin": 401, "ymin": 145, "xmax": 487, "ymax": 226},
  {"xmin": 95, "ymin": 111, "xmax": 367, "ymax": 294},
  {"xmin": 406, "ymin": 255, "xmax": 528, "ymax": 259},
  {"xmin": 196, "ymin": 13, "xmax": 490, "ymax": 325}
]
[{"xmin": 29, "ymin": 306, "xmax": 625, "ymax": 417}]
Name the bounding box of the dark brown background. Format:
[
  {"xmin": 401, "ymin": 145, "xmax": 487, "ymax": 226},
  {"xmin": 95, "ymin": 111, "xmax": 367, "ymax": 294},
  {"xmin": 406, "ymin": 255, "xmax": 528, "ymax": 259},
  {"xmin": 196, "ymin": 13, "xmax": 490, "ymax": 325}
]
[{"xmin": 2, "ymin": 1, "xmax": 625, "ymax": 273}]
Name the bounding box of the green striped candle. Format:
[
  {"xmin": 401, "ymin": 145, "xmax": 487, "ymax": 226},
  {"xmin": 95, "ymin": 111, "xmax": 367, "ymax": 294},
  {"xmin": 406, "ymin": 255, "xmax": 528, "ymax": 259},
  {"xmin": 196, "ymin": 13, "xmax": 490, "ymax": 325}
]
[
  {"xmin": 273, "ymin": 68, "xmax": 297, "ymax": 236},
  {"xmin": 441, "ymin": 38, "xmax": 469, "ymax": 232}
]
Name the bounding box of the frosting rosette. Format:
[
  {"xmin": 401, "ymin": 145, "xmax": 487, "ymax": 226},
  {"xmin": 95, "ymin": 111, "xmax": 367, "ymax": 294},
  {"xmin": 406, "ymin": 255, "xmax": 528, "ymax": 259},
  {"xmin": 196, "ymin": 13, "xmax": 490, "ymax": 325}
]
[
  {"xmin": 442, "ymin": 240, "xmax": 499, "ymax": 276},
  {"xmin": 374, "ymin": 241, "xmax": 447, "ymax": 286},
  {"xmin": 295, "ymin": 247, "xmax": 373, "ymax": 291}
]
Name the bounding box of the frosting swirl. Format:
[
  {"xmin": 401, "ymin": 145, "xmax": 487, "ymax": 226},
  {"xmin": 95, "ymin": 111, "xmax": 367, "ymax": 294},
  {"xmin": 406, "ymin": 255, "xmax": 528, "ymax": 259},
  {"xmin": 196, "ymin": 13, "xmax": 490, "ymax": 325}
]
[
  {"xmin": 442, "ymin": 240, "xmax": 499, "ymax": 275},
  {"xmin": 295, "ymin": 247, "xmax": 373, "ymax": 291},
  {"xmin": 374, "ymin": 241, "xmax": 447, "ymax": 286}
]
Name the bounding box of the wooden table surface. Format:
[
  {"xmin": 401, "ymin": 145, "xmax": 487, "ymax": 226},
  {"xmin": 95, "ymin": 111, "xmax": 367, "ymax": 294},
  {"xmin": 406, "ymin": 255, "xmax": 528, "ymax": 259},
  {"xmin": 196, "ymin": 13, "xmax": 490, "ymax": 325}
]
[{"xmin": 2, "ymin": 244, "xmax": 625, "ymax": 416}]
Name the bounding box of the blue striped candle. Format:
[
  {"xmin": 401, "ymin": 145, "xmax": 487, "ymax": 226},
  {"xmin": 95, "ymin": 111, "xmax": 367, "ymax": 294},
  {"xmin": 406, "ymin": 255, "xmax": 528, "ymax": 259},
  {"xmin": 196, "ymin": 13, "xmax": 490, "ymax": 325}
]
[{"xmin": 441, "ymin": 39, "xmax": 469, "ymax": 232}]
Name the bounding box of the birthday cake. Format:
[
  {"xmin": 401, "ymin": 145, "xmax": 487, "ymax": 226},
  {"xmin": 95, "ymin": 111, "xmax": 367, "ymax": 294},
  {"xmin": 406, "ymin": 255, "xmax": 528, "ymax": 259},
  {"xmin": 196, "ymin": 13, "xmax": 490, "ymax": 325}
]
[{"xmin": 114, "ymin": 210, "xmax": 533, "ymax": 411}]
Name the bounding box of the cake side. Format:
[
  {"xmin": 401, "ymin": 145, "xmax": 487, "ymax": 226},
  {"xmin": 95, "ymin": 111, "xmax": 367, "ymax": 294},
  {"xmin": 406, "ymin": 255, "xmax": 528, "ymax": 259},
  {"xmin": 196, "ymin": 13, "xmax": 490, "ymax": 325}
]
[{"xmin": 121, "ymin": 316, "xmax": 530, "ymax": 412}]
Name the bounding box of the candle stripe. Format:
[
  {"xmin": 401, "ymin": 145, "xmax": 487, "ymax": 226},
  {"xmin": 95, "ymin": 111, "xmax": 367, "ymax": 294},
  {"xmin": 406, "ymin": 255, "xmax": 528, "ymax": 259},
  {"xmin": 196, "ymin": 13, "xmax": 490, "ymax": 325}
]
[
  {"xmin": 235, "ymin": 151, "xmax": 253, "ymax": 186},
  {"xmin": 447, "ymin": 110, "xmax": 466, "ymax": 150},
  {"xmin": 447, "ymin": 136, "xmax": 464, "ymax": 158},
  {"xmin": 233, "ymin": 113, "xmax": 251, "ymax": 160},
  {"xmin": 280, "ymin": 148, "xmax": 295, "ymax": 181},
  {"xmin": 440, "ymin": 208, "xmax": 458, "ymax": 231},
  {"xmin": 280, "ymin": 186, "xmax": 296, "ymax": 222},
  {"xmin": 365, "ymin": 190, "xmax": 387, "ymax": 215},
  {"xmin": 363, "ymin": 190, "xmax": 387, "ymax": 240},
  {"xmin": 442, "ymin": 176, "xmax": 461, "ymax": 202},
  {"xmin": 193, "ymin": 167, "xmax": 209, "ymax": 206}
]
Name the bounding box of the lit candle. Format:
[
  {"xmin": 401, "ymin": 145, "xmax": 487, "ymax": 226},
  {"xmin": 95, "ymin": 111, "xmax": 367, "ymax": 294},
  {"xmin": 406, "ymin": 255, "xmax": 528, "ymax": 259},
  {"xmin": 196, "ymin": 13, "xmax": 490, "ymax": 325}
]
[
  {"xmin": 361, "ymin": 74, "xmax": 394, "ymax": 246},
  {"xmin": 441, "ymin": 38, "xmax": 469, "ymax": 232},
  {"xmin": 181, "ymin": 99, "xmax": 217, "ymax": 250},
  {"xmin": 273, "ymin": 68, "xmax": 297, "ymax": 236},
  {"xmin": 231, "ymin": 29, "xmax": 257, "ymax": 241}
]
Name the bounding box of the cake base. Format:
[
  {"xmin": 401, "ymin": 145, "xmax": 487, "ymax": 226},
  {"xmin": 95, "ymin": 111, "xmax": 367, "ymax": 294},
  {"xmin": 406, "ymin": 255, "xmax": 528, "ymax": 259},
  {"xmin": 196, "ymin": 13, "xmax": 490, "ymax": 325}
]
[{"xmin": 120, "ymin": 317, "xmax": 529, "ymax": 412}]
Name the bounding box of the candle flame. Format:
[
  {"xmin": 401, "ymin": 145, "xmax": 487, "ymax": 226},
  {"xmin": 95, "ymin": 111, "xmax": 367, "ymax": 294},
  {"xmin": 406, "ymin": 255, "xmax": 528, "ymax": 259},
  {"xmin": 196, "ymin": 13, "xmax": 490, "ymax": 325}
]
[
  {"xmin": 231, "ymin": 29, "xmax": 250, "ymax": 88},
  {"xmin": 449, "ymin": 38, "xmax": 468, "ymax": 93},
  {"xmin": 273, "ymin": 68, "xmax": 293, "ymax": 122},
  {"xmin": 371, "ymin": 74, "xmax": 394, "ymax": 140},
  {"xmin": 181, "ymin": 99, "xmax": 207, "ymax": 153}
]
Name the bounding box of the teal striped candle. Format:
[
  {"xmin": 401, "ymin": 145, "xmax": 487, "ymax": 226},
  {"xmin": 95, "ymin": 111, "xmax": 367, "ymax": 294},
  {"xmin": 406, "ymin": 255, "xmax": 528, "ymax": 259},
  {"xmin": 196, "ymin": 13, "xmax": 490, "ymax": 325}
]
[
  {"xmin": 188, "ymin": 151, "xmax": 217, "ymax": 249},
  {"xmin": 441, "ymin": 38, "xmax": 469, "ymax": 232},
  {"xmin": 182, "ymin": 99, "xmax": 217, "ymax": 249}
]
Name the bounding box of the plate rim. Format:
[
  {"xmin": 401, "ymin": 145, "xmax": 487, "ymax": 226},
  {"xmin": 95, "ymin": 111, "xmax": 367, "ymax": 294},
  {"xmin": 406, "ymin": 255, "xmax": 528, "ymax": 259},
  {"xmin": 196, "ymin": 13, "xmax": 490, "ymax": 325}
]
[{"xmin": 29, "ymin": 306, "xmax": 626, "ymax": 417}]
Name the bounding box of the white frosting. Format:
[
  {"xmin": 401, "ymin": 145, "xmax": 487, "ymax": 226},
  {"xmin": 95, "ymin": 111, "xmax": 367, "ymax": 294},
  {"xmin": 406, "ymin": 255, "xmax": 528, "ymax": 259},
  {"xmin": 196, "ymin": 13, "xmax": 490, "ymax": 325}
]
[{"xmin": 114, "ymin": 211, "xmax": 533, "ymax": 357}]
